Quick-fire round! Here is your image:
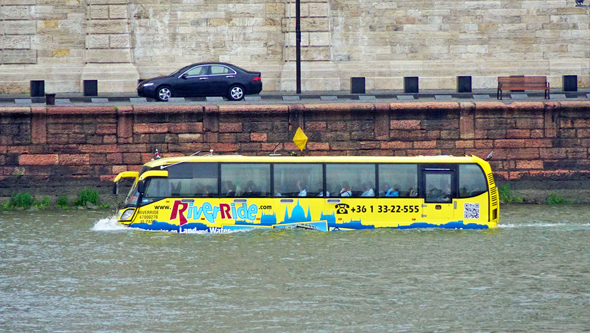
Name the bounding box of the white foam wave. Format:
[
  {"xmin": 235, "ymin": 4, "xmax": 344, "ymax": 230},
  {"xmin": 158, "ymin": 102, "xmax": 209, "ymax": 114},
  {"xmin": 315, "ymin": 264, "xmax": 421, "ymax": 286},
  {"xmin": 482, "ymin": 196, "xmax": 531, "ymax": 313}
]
[{"xmin": 91, "ymin": 216, "xmax": 128, "ymax": 231}]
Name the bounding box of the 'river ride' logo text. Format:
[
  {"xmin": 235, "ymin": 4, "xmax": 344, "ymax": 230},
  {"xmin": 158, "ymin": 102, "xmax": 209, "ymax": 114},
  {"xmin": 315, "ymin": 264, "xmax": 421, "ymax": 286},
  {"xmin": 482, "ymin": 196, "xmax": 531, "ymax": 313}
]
[{"xmin": 170, "ymin": 200, "xmax": 258, "ymax": 225}]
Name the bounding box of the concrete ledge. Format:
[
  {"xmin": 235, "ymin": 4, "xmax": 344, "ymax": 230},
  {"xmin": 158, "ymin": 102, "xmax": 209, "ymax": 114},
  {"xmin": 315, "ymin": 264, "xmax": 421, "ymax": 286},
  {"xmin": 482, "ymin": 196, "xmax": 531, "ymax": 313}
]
[
  {"xmin": 434, "ymin": 95, "xmax": 452, "ymax": 100},
  {"xmin": 218, "ymin": 104, "xmax": 290, "ymax": 113},
  {"xmin": 130, "ymin": 97, "xmax": 148, "ymax": 104},
  {"xmin": 133, "ymin": 105, "xmax": 205, "ymax": 114},
  {"xmin": 397, "ymin": 95, "xmax": 415, "ymax": 100},
  {"xmin": 55, "ymin": 99, "xmax": 71, "ymax": 105}
]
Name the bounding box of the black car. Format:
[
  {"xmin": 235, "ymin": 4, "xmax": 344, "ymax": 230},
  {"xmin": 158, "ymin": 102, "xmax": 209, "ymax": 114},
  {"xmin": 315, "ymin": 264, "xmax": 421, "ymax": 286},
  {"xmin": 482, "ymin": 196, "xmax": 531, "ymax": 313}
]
[{"xmin": 137, "ymin": 62, "xmax": 262, "ymax": 101}]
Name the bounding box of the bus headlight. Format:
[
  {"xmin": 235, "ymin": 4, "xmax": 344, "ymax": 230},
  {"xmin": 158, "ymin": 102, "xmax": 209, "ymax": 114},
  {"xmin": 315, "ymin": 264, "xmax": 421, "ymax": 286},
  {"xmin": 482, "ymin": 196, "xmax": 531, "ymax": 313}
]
[{"xmin": 120, "ymin": 208, "xmax": 135, "ymax": 221}]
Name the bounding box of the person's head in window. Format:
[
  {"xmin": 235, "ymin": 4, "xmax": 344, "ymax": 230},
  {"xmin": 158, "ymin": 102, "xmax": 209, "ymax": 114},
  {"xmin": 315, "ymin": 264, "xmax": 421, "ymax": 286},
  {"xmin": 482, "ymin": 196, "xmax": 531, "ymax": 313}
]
[
  {"xmin": 340, "ymin": 181, "xmax": 352, "ymax": 197},
  {"xmin": 297, "ymin": 180, "xmax": 307, "ymax": 197}
]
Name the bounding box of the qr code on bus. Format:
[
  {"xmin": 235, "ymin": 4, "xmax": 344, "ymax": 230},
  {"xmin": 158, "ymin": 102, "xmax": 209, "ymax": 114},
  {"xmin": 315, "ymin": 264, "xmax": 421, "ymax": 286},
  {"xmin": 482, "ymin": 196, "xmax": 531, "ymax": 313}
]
[{"xmin": 464, "ymin": 203, "xmax": 480, "ymax": 219}]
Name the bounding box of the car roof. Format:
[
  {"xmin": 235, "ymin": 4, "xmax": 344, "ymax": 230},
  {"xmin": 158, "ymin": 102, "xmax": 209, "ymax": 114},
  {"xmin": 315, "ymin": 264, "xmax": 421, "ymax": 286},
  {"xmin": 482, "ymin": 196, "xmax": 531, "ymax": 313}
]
[{"xmin": 186, "ymin": 62, "xmax": 248, "ymax": 71}]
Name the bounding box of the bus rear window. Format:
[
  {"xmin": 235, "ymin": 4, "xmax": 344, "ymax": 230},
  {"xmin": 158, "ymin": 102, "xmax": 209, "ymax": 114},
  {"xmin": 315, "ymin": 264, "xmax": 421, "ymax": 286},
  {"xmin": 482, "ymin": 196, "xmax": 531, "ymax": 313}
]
[{"xmin": 459, "ymin": 164, "xmax": 488, "ymax": 198}]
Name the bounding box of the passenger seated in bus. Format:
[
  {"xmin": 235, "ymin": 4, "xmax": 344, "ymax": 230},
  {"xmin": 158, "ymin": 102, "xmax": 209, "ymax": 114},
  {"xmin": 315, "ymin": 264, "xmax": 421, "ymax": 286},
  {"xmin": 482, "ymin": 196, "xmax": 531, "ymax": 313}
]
[
  {"xmin": 427, "ymin": 186, "xmax": 451, "ymax": 202},
  {"xmin": 385, "ymin": 184, "xmax": 400, "ymax": 197},
  {"xmin": 317, "ymin": 182, "xmax": 330, "ymax": 197},
  {"xmin": 297, "ymin": 180, "xmax": 307, "ymax": 197},
  {"xmin": 243, "ymin": 181, "xmax": 259, "ymax": 197},
  {"xmin": 408, "ymin": 187, "xmax": 418, "ymax": 197},
  {"xmin": 460, "ymin": 186, "xmax": 470, "ymax": 197},
  {"xmin": 223, "ymin": 181, "xmax": 236, "ymax": 197},
  {"xmin": 203, "ymin": 185, "xmax": 214, "ymax": 197},
  {"xmin": 339, "ymin": 181, "xmax": 352, "ymax": 197},
  {"xmin": 361, "ymin": 182, "xmax": 375, "ymax": 197}
]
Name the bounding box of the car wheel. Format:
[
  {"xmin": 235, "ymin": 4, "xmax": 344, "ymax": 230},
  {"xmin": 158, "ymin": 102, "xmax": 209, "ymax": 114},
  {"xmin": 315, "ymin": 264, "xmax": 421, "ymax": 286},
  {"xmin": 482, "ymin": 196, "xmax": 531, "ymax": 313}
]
[
  {"xmin": 156, "ymin": 86, "xmax": 172, "ymax": 101},
  {"xmin": 228, "ymin": 85, "xmax": 245, "ymax": 101}
]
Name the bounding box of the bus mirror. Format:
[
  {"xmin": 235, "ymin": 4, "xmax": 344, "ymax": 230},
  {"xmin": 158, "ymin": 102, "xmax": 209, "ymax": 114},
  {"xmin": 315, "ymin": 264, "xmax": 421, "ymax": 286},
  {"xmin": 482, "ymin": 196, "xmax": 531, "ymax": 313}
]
[
  {"xmin": 113, "ymin": 182, "xmax": 118, "ymax": 195},
  {"xmin": 137, "ymin": 180, "xmax": 146, "ymax": 194}
]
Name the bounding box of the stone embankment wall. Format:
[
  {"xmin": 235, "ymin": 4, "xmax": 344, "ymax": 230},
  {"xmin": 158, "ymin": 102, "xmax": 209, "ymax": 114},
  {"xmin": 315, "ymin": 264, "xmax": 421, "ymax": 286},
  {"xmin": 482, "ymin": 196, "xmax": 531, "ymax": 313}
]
[
  {"xmin": 0, "ymin": 102, "xmax": 589, "ymax": 200},
  {"xmin": 0, "ymin": 1, "xmax": 588, "ymax": 93}
]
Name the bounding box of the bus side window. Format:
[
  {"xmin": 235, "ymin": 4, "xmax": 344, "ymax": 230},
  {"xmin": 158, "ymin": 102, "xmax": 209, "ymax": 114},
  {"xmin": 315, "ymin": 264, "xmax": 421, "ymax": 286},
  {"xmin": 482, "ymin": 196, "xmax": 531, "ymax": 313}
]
[
  {"xmin": 222, "ymin": 163, "xmax": 271, "ymax": 198},
  {"xmin": 458, "ymin": 164, "xmax": 488, "ymax": 198},
  {"xmin": 326, "ymin": 163, "xmax": 375, "ymax": 199},
  {"xmin": 377, "ymin": 164, "xmax": 418, "ymax": 198},
  {"xmin": 273, "ymin": 163, "xmax": 322, "ymax": 198}
]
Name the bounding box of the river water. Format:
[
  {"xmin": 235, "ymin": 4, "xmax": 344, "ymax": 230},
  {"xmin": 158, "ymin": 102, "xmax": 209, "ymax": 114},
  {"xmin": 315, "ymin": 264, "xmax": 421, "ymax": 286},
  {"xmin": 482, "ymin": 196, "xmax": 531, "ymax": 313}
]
[{"xmin": 1, "ymin": 204, "xmax": 589, "ymax": 332}]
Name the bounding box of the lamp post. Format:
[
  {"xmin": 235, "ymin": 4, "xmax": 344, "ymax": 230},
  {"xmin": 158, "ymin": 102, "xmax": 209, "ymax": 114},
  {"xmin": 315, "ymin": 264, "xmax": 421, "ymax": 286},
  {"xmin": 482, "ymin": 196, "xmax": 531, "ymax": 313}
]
[
  {"xmin": 575, "ymin": 0, "xmax": 590, "ymax": 94},
  {"xmin": 296, "ymin": 0, "xmax": 301, "ymax": 94}
]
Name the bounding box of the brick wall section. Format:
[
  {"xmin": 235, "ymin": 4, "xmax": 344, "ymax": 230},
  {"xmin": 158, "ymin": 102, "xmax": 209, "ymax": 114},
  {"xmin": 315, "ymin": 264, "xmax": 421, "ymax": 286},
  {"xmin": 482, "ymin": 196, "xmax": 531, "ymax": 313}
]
[{"xmin": 1, "ymin": 101, "xmax": 590, "ymax": 194}]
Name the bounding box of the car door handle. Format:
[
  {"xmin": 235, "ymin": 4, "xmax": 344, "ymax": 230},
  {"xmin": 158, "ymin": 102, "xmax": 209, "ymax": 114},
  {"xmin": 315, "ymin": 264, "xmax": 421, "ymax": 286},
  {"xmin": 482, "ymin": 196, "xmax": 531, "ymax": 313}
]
[
  {"xmin": 199, "ymin": 77, "xmax": 208, "ymax": 80},
  {"xmin": 226, "ymin": 76, "xmax": 235, "ymax": 78}
]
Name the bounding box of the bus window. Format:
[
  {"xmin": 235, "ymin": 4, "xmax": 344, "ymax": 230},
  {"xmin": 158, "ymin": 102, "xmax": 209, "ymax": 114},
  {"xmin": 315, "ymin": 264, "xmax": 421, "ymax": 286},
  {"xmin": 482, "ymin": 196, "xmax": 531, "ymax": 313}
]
[
  {"xmin": 459, "ymin": 164, "xmax": 488, "ymax": 198},
  {"xmin": 166, "ymin": 162, "xmax": 219, "ymax": 197},
  {"xmin": 221, "ymin": 163, "xmax": 270, "ymax": 197},
  {"xmin": 425, "ymin": 172, "xmax": 452, "ymax": 203},
  {"xmin": 378, "ymin": 164, "xmax": 418, "ymax": 198},
  {"xmin": 273, "ymin": 164, "xmax": 323, "ymax": 197},
  {"xmin": 144, "ymin": 178, "xmax": 172, "ymax": 200},
  {"xmin": 326, "ymin": 164, "xmax": 376, "ymax": 198}
]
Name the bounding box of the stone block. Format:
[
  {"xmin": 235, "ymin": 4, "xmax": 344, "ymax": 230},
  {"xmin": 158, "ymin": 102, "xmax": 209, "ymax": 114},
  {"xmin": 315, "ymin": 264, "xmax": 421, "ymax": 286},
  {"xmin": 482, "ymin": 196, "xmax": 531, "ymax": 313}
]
[
  {"xmin": 87, "ymin": 0, "xmax": 129, "ymax": 5},
  {"xmin": 85, "ymin": 49, "xmax": 131, "ymax": 63},
  {"xmin": 86, "ymin": 20, "xmax": 128, "ymax": 34},
  {"xmin": 4, "ymin": 0, "xmax": 35, "ymax": 4},
  {"xmin": 3, "ymin": 50, "xmax": 36, "ymax": 64},
  {"xmin": 109, "ymin": 5, "xmax": 128, "ymax": 19},
  {"xmin": 1, "ymin": 6, "xmax": 31, "ymax": 20},
  {"xmin": 86, "ymin": 35, "xmax": 109, "ymax": 49},
  {"xmin": 309, "ymin": 32, "xmax": 330, "ymax": 46},
  {"xmin": 309, "ymin": 3, "xmax": 329, "ymax": 17},
  {"xmin": 4, "ymin": 20, "xmax": 36, "ymax": 35},
  {"xmin": 90, "ymin": 5, "xmax": 109, "ymax": 19},
  {"xmin": 110, "ymin": 34, "xmax": 130, "ymax": 48},
  {"xmin": 2, "ymin": 35, "xmax": 31, "ymax": 49}
]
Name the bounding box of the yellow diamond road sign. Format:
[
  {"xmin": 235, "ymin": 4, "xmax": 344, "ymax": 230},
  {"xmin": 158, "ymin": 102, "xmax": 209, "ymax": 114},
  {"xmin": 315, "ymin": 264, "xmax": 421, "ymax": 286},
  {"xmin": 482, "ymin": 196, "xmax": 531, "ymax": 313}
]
[{"xmin": 293, "ymin": 127, "xmax": 308, "ymax": 151}]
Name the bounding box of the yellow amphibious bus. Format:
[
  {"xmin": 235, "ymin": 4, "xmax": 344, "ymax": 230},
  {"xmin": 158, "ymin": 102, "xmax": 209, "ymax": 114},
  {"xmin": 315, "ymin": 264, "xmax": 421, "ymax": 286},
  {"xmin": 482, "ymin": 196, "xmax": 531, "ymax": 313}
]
[{"xmin": 113, "ymin": 155, "xmax": 499, "ymax": 232}]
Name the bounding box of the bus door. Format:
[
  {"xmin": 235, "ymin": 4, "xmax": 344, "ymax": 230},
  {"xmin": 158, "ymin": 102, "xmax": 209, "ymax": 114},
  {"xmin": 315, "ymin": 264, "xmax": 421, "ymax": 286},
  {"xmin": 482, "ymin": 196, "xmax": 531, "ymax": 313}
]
[{"xmin": 422, "ymin": 168, "xmax": 455, "ymax": 223}]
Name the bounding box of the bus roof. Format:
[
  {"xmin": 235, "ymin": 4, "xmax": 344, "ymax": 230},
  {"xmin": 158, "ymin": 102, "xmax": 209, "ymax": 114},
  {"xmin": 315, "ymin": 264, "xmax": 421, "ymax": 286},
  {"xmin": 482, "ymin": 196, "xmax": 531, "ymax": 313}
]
[{"xmin": 142, "ymin": 154, "xmax": 488, "ymax": 168}]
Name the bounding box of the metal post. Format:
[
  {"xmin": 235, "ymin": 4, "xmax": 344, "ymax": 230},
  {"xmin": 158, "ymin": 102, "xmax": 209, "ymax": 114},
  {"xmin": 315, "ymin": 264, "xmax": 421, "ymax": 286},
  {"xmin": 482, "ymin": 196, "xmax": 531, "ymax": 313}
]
[{"xmin": 296, "ymin": 0, "xmax": 301, "ymax": 94}]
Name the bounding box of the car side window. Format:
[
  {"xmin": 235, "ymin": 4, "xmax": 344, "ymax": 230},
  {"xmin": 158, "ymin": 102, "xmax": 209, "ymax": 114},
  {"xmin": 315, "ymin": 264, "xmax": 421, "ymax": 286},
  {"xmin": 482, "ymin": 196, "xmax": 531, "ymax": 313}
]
[
  {"xmin": 210, "ymin": 65, "xmax": 234, "ymax": 75},
  {"xmin": 185, "ymin": 66, "xmax": 209, "ymax": 77}
]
